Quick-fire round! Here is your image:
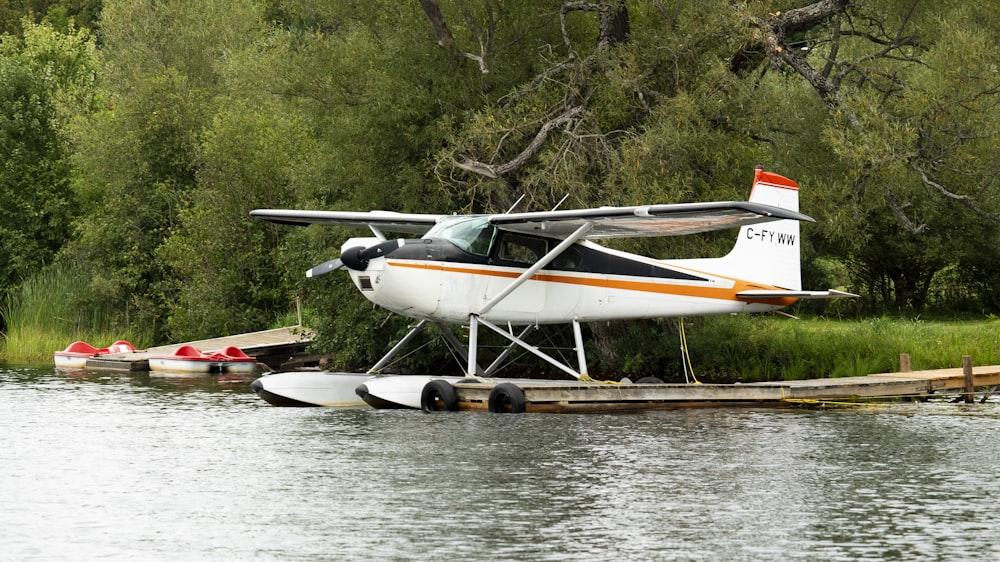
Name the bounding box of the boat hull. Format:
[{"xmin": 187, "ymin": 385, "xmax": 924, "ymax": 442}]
[
  {"xmin": 53, "ymin": 340, "xmax": 136, "ymax": 370},
  {"xmin": 53, "ymin": 354, "xmax": 91, "ymax": 369},
  {"xmin": 148, "ymin": 357, "xmax": 257, "ymax": 374}
]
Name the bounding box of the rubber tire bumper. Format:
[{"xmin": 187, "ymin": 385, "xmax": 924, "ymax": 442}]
[
  {"xmin": 420, "ymin": 379, "xmax": 459, "ymax": 412},
  {"xmin": 488, "ymin": 382, "xmax": 526, "ymax": 413}
]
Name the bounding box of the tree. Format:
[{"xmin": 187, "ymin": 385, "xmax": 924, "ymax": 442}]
[
  {"xmin": 0, "ymin": 59, "xmax": 69, "ymax": 302},
  {"xmin": 158, "ymin": 102, "xmax": 317, "ymax": 340},
  {"xmin": 0, "ymin": 1, "xmax": 102, "ymax": 35},
  {"xmin": 729, "ymin": 1, "xmax": 1000, "ymax": 312},
  {"xmin": 43, "ymin": 0, "xmax": 1000, "ymax": 372},
  {"xmin": 63, "ymin": 0, "xmax": 265, "ymax": 340},
  {"xmin": 0, "ymin": 21, "xmax": 97, "ymax": 324}
]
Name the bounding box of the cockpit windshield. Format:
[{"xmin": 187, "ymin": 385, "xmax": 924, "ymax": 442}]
[{"xmin": 424, "ymin": 216, "xmax": 496, "ymax": 256}]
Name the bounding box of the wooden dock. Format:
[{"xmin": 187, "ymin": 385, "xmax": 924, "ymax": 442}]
[
  {"xmin": 85, "ymin": 326, "xmax": 314, "ymax": 371},
  {"xmin": 449, "ymin": 363, "xmax": 1000, "ymax": 413}
]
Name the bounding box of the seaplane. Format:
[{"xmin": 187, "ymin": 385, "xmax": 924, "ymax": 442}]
[{"xmin": 248, "ymin": 166, "xmax": 854, "ymax": 410}]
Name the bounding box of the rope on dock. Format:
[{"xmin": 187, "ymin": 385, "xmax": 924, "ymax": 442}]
[
  {"xmin": 781, "ymin": 397, "xmax": 887, "ymax": 408},
  {"xmin": 679, "ymin": 318, "xmax": 702, "ymax": 385}
]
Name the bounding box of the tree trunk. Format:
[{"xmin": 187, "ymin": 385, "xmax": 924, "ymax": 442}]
[
  {"xmin": 419, "ymin": 0, "xmax": 456, "ymax": 54},
  {"xmin": 598, "ymin": 1, "xmax": 630, "ymax": 49}
]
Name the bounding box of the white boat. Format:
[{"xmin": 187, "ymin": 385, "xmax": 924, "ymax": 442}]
[
  {"xmin": 148, "ymin": 345, "xmax": 257, "ymax": 374},
  {"xmin": 250, "ymin": 371, "xmax": 373, "ymax": 407},
  {"xmin": 54, "ymin": 340, "xmax": 136, "ymax": 369}
]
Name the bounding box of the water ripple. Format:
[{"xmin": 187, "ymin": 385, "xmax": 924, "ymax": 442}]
[{"xmin": 2, "ymin": 367, "xmax": 999, "ymax": 560}]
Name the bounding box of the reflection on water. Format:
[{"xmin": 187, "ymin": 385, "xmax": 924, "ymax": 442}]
[{"xmin": 2, "ymin": 365, "xmax": 999, "ymax": 561}]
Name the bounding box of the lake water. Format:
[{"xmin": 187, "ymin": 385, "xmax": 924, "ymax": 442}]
[{"xmin": 2, "ymin": 365, "xmax": 999, "ymax": 561}]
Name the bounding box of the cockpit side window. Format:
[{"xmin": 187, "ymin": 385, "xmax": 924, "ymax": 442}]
[{"xmin": 497, "ymin": 233, "xmax": 547, "ymax": 265}]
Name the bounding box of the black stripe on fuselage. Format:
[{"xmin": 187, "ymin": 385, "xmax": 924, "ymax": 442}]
[{"xmin": 389, "ymin": 237, "xmax": 707, "ymax": 282}]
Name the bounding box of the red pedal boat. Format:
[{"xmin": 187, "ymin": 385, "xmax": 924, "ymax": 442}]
[
  {"xmin": 54, "ymin": 340, "xmax": 136, "ymax": 369},
  {"xmin": 148, "ymin": 345, "xmax": 257, "ymax": 374}
]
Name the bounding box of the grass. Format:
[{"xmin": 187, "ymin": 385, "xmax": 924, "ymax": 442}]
[
  {"xmin": 680, "ymin": 315, "xmax": 1000, "ymax": 383},
  {"xmin": 1, "ymin": 264, "xmax": 150, "ymax": 364}
]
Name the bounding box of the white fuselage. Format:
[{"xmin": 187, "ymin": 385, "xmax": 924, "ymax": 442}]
[{"xmin": 344, "ymin": 237, "xmax": 786, "ymax": 325}]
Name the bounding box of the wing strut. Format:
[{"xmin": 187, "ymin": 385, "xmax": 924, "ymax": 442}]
[
  {"xmin": 477, "ymin": 223, "xmax": 593, "ymax": 316},
  {"xmin": 483, "ymin": 325, "xmax": 536, "ymax": 376},
  {"xmin": 466, "ymin": 223, "xmax": 593, "ymax": 378},
  {"xmin": 368, "ymin": 319, "xmax": 430, "ymax": 373},
  {"xmin": 368, "ymin": 225, "xmax": 387, "ymax": 241}
]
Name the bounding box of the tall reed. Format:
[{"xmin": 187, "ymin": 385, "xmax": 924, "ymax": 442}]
[{"xmin": 1, "ymin": 264, "xmax": 149, "ymax": 363}]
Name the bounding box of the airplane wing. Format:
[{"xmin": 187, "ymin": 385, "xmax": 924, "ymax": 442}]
[
  {"xmin": 252, "ymin": 200, "xmax": 812, "ymax": 239},
  {"xmin": 489, "ymin": 201, "xmax": 813, "ymax": 239},
  {"xmin": 249, "ymin": 209, "xmax": 445, "ymax": 234}
]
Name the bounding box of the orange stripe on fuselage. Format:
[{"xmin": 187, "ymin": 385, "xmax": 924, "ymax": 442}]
[{"xmin": 387, "ymin": 260, "xmax": 793, "ymax": 304}]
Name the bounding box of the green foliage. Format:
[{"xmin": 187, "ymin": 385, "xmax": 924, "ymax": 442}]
[
  {"xmin": 12, "ymin": 19, "xmax": 99, "ymax": 107},
  {"xmin": 62, "ymin": 69, "xmax": 205, "ymax": 340},
  {"xmin": 1, "ymin": 262, "xmax": 151, "ymax": 362},
  {"xmin": 0, "ymin": 1, "xmax": 102, "ymax": 35},
  {"xmin": 812, "ymin": 4, "xmax": 1000, "ymax": 314},
  {"xmin": 0, "ymin": 21, "xmax": 96, "ymax": 316},
  {"xmin": 60, "ymin": 0, "xmax": 267, "ymax": 341},
  {"xmin": 159, "ymin": 101, "xmax": 315, "ymax": 340},
  {"xmin": 4, "ymin": 0, "xmax": 1000, "ymax": 375}
]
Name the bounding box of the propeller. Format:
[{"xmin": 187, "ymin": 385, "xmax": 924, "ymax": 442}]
[
  {"xmin": 304, "ymin": 239, "xmax": 404, "ymax": 278},
  {"xmin": 306, "ymin": 258, "xmax": 344, "ymax": 278}
]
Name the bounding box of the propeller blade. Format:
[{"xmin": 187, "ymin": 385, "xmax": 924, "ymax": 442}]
[
  {"xmin": 306, "ymin": 258, "xmax": 344, "ymax": 278},
  {"xmin": 341, "ymin": 240, "xmax": 404, "ymax": 271}
]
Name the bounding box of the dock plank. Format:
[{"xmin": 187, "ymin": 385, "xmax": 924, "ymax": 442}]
[{"xmin": 452, "ymin": 365, "xmax": 1000, "ymax": 412}]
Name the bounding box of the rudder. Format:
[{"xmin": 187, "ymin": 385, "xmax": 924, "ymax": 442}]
[
  {"xmin": 669, "ymin": 166, "xmax": 803, "ymax": 290},
  {"xmin": 729, "ymin": 166, "xmax": 802, "ymax": 290}
]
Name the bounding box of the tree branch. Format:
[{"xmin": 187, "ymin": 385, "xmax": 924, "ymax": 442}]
[
  {"xmin": 730, "ymin": 0, "xmax": 858, "ymax": 124},
  {"xmin": 912, "ymin": 162, "xmax": 1000, "ymax": 222},
  {"xmin": 454, "ymin": 105, "xmax": 586, "ymax": 178},
  {"xmin": 419, "ymin": 0, "xmax": 456, "ymax": 53},
  {"xmin": 885, "ymin": 191, "xmax": 927, "ymax": 234},
  {"xmin": 771, "ymin": 0, "xmax": 848, "ymax": 34},
  {"xmin": 561, "ymin": 0, "xmax": 629, "ymax": 56},
  {"xmin": 419, "ymin": 0, "xmax": 492, "ymax": 73}
]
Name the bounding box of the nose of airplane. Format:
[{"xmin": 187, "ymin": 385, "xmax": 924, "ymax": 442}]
[
  {"xmin": 306, "ymin": 239, "xmax": 404, "ymax": 278},
  {"xmin": 340, "ymin": 239, "xmax": 403, "ymax": 271}
]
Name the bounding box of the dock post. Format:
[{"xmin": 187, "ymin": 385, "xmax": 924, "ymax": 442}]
[
  {"xmin": 963, "ymin": 355, "xmax": 975, "ymax": 404},
  {"xmin": 899, "ymin": 353, "xmax": 910, "ymax": 372}
]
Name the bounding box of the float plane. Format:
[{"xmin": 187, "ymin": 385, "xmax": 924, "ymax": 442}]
[{"xmin": 249, "ymin": 166, "xmax": 854, "ymax": 409}]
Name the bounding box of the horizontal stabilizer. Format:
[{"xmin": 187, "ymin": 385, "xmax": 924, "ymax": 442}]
[{"xmin": 737, "ymin": 289, "xmax": 858, "ymax": 300}]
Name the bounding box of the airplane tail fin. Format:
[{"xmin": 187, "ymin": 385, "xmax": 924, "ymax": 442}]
[
  {"xmin": 734, "ymin": 166, "xmax": 803, "ymax": 290},
  {"xmin": 673, "ymin": 166, "xmax": 803, "ymax": 290}
]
